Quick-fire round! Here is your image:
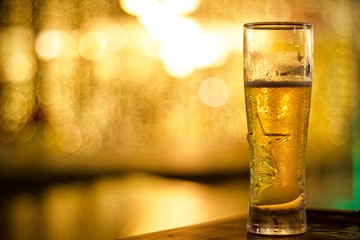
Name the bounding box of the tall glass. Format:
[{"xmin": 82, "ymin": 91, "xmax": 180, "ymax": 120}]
[{"xmin": 243, "ymin": 22, "xmax": 313, "ymax": 235}]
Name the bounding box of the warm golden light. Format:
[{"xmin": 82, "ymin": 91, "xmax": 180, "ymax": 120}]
[
  {"xmin": 103, "ymin": 23, "xmax": 128, "ymax": 52},
  {"xmin": 7, "ymin": 193, "xmax": 38, "ymax": 240},
  {"xmin": 120, "ymin": 0, "xmax": 201, "ymax": 17},
  {"xmin": 0, "ymin": 26, "xmax": 36, "ymax": 83},
  {"xmin": 4, "ymin": 173, "xmax": 248, "ymax": 239},
  {"xmin": 327, "ymin": 118, "xmax": 351, "ymax": 146},
  {"xmin": 158, "ymin": 19, "xmax": 231, "ymax": 78},
  {"xmin": 79, "ymin": 31, "xmax": 107, "ymax": 60},
  {"xmin": 56, "ymin": 124, "xmax": 83, "ymax": 154},
  {"xmin": 155, "ymin": 17, "xmax": 201, "ymax": 77},
  {"xmin": 0, "ymin": 0, "xmax": 357, "ymax": 176},
  {"xmin": 3, "ymin": 52, "xmax": 36, "ymax": 83},
  {"xmin": 120, "ymin": 0, "xmax": 230, "ymax": 78},
  {"xmin": 0, "ymin": 4, "xmax": 358, "ymax": 240},
  {"xmin": 264, "ymin": 0, "xmax": 291, "ymax": 19},
  {"xmin": 199, "ymin": 77, "xmax": 229, "ymax": 107},
  {"xmin": 93, "ymin": 53, "xmax": 123, "ymax": 80},
  {"xmin": 1, "ymin": 87, "xmax": 34, "ymax": 133},
  {"xmin": 35, "ymin": 29, "xmax": 63, "ymax": 60}
]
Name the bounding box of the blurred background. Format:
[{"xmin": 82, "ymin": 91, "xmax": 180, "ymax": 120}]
[{"xmin": 0, "ymin": 0, "xmax": 359, "ymax": 239}]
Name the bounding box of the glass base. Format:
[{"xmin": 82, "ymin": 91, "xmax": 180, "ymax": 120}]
[{"xmin": 247, "ymin": 205, "xmax": 307, "ymax": 235}]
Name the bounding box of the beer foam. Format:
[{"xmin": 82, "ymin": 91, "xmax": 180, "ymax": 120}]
[{"xmin": 244, "ymin": 80, "xmax": 312, "ymax": 88}]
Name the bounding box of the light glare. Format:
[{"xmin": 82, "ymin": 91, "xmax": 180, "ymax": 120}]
[
  {"xmin": 35, "ymin": 29, "xmax": 63, "ymax": 60},
  {"xmin": 120, "ymin": 0, "xmax": 201, "ymax": 16}
]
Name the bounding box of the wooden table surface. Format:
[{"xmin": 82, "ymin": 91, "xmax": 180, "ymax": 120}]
[{"xmin": 120, "ymin": 209, "xmax": 360, "ymax": 240}]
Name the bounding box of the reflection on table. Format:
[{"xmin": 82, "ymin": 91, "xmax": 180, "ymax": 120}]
[
  {"xmin": 0, "ymin": 172, "xmax": 249, "ymax": 240},
  {"xmin": 0, "ymin": 167, "xmax": 356, "ymax": 240}
]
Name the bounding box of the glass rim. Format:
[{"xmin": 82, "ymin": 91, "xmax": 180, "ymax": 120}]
[{"xmin": 244, "ymin": 22, "xmax": 312, "ymax": 30}]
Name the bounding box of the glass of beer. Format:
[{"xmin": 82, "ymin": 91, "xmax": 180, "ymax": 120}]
[{"xmin": 243, "ymin": 22, "xmax": 313, "ymax": 235}]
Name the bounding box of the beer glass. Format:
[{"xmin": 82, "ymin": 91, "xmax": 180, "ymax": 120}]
[{"xmin": 243, "ymin": 22, "xmax": 313, "ymax": 235}]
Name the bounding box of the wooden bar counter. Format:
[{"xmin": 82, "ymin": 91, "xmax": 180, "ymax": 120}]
[{"xmin": 121, "ymin": 209, "xmax": 360, "ymax": 240}]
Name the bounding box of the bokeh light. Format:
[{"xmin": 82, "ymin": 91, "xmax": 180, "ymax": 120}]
[
  {"xmin": 0, "ymin": 5, "xmax": 359, "ymax": 240},
  {"xmin": 0, "ymin": 0, "xmax": 357, "ymax": 180},
  {"xmin": 103, "ymin": 23, "xmax": 128, "ymax": 52},
  {"xmin": 120, "ymin": 0, "xmax": 201, "ymax": 17},
  {"xmin": 35, "ymin": 29, "xmax": 64, "ymax": 60},
  {"xmin": 79, "ymin": 31, "xmax": 107, "ymax": 60},
  {"xmin": 199, "ymin": 77, "xmax": 229, "ymax": 107}
]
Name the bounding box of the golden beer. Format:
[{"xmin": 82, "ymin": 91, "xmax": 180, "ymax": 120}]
[
  {"xmin": 244, "ymin": 22, "xmax": 313, "ymax": 235},
  {"xmin": 245, "ymin": 80, "xmax": 311, "ymax": 234}
]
